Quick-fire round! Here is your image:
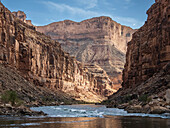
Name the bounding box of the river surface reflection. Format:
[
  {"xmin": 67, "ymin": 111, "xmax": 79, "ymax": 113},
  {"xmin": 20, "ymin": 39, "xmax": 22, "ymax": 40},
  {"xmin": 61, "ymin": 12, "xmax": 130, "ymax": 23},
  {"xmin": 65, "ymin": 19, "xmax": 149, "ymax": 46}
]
[
  {"xmin": 0, "ymin": 116, "xmax": 170, "ymax": 128},
  {"xmin": 0, "ymin": 105, "xmax": 170, "ymax": 128}
]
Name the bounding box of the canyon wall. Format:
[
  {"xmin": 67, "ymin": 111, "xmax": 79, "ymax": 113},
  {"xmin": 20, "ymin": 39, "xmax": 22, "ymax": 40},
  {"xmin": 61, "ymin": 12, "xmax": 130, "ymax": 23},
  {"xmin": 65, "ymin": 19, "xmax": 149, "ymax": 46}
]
[
  {"xmin": 37, "ymin": 17, "xmax": 134, "ymax": 54},
  {"xmin": 0, "ymin": 3, "xmax": 116, "ymax": 102},
  {"xmin": 36, "ymin": 17, "xmax": 135, "ymax": 89},
  {"xmin": 123, "ymin": 0, "xmax": 170, "ymax": 88},
  {"xmin": 103, "ymin": 0, "xmax": 170, "ymax": 114}
]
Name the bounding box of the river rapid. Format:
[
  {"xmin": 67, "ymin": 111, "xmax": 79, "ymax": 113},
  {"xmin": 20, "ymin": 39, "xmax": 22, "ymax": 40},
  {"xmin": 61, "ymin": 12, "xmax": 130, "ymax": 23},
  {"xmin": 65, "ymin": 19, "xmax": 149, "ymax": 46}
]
[{"xmin": 0, "ymin": 105, "xmax": 170, "ymax": 128}]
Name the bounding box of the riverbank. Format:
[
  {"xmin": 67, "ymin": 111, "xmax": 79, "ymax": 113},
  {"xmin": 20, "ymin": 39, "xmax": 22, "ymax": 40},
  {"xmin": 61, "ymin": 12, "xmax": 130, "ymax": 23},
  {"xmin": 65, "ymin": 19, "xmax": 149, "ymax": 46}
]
[
  {"xmin": 102, "ymin": 63, "xmax": 170, "ymax": 115},
  {"xmin": 1, "ymin": 104, "xmax": 170, "ymax": 128},
  {"xmin": 0, "ymin": 104, "xmax": 46, "ymax": 116},
  {"xmin": 0, "ymin": 63, "xmax": 85, "ymax": 116}
]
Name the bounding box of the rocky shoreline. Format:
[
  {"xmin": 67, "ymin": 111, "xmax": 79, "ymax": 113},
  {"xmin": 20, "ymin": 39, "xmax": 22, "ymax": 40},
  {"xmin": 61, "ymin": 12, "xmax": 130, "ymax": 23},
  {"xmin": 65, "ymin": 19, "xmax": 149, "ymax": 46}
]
[
  {"xmin": 0, "ymin": 104, "xmax": 46, "ymax": 117},
  {"xmin": 106, "ymin": 104, "xmax": 170, "ymax": 115},
  {"xmin": 0, "ymin": 63, "xmax": 81, "ymax": 117},
  {"xmin": 103, "ymin": 63, "xmax": 170, "ymax": 115}
]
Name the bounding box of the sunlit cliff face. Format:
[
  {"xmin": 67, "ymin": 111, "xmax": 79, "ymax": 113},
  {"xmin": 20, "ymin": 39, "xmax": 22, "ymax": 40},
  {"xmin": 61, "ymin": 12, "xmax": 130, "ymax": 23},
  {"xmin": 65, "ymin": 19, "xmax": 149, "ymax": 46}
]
[
  {"xmin": 0, "ymin": 3, "xmax": 119, "ymax": 103},
  {"xmin": 36, "ymin": 16, "xmax": 135, "ymax": 92}
]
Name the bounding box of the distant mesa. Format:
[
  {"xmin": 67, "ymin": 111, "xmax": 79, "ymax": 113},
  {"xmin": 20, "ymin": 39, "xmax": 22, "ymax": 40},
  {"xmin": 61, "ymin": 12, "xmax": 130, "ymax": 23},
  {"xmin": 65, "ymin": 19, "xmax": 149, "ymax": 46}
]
[{"xmin": 36, "ymin": 16, "xmax": 136, "ymax": 90}]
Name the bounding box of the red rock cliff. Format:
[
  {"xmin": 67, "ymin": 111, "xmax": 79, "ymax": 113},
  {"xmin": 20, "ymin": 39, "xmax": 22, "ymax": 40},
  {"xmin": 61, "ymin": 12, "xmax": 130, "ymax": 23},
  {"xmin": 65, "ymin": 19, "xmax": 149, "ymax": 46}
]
[
  {"xmin": 37, "ymin": 17, "xmax": 135, "ymax": 54},
  {"xmin": 123, "ymin": 0, "xmax": 170, "ymax": 88},
  {"xmin": 103, "ymin": 0, "xmax": 170, "ymax": 114},
  {"xmin": 0, "ymin": 3, "xmax": 116, "ymax": 102},
  {"xmin": 36, "ymin": 16, "xmax": 135, "ymax": 90},
  {"xmin": 12, "ymin": 11, "xmax": 33, "ymax": 26}
]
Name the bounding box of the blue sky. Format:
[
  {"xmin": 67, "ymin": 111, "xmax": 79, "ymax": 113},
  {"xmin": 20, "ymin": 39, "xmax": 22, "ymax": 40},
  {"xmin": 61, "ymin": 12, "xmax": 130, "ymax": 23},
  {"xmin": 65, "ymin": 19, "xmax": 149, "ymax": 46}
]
[{"xmin": 3, "ymin": 0, "xmax": 154, "ymax": 29}]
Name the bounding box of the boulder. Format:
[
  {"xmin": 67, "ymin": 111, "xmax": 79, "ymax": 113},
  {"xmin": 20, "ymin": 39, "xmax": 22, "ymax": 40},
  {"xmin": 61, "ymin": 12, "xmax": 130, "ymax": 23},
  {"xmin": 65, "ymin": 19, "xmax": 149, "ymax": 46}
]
[
  {"xmin": 150, "ymin": 106, "xmax": 170, "ymax": 114},
  {"xmin": 165, "ymin": 89, "xmax": 170, "ymax": 103}
]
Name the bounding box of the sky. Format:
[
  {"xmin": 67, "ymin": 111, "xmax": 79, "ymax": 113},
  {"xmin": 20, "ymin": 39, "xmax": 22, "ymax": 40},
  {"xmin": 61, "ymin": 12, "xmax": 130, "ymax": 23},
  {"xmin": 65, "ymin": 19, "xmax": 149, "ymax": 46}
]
[{"xmin": 3, "ymin": 0, "xmax": 155, "ymax": 29}]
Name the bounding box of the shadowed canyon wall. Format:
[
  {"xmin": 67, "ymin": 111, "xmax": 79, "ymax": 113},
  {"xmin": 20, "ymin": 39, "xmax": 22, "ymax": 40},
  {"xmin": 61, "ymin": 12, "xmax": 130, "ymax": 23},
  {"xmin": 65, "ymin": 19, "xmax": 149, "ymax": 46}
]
[
  {"xmin": 0, "ymin": 3, "xmax": 117, "ymax": 102},
  {"xmin": 103, "ymin": 0, "xmax": 170, "ymax": 114},
  {"xmin": 123, "ymin": 0, "xmax": 170, "ymax": 88}
]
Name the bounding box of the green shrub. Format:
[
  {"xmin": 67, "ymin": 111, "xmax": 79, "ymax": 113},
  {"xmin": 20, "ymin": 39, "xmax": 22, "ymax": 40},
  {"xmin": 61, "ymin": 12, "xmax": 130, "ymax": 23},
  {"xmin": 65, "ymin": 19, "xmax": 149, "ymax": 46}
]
[
  {"xmin": 138, "ymin": 94, "xmax": 148, "ymax": 102},
  {"xmin": 124, "ymin": 95, "xmax": 132, "ymax": 102},
  {"xmin": 129, "ymin": 101, "xmax": 133, "ymax": 105},
  {"xmin": 42, "ymin": 96, "xmax": 55, "ymax": 103},
  {"xmin": 1, "ymin": 90, "xmax": 21, "ymax": 106}
]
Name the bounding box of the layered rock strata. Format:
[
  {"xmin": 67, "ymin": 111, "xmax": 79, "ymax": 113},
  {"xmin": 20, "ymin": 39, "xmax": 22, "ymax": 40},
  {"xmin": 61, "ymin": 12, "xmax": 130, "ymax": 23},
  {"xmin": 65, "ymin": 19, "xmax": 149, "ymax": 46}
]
[
  {"xmin": 37, "ymin": 17, "xmax": 134, "ymax": 54},
  {"xmin": 0, "ymin": 63, "xmax": 75, "ymax": 107},
  {"xmin": 36, "ymin": 17, "xmax": 135, "ymax": 89},
  {"xmin": 0, "ymin": 3, "xmax": 116, "ymax": 102},
  {"xmin": 103, "ymin": 0, "xmax": 170, "ymax": 114},
  {"xmin": 123, "ymin": 0, "xmax": 169, "ymax": 88}
]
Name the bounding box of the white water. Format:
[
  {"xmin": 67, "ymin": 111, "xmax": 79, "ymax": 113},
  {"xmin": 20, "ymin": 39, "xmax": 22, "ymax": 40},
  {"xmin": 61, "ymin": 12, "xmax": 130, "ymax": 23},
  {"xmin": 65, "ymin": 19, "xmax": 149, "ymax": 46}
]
[{"xmin": 31, "ymin": 105, "xmax": 170, "ymax": 119}]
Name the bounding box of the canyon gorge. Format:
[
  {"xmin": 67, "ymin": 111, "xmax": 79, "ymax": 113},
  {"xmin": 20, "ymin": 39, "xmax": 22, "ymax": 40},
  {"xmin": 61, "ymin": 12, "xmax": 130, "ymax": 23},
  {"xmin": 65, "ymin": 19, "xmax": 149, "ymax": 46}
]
[
  {"xmin": 0, "ymin": 2, "xmax": 136, "ymax": 104},
  {"xmin": 0, "ymin": 2, "xmax": 123, "ymax": 104},
  {"xmin": 0, "ymin": 0, "xmax": 169, "ymax": 116}
]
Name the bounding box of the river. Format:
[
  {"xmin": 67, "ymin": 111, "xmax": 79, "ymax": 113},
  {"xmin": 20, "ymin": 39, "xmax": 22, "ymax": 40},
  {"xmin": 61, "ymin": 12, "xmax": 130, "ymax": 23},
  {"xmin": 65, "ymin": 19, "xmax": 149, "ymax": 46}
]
[{"xmin": 0, "ymin": 105, "xmax": 170, "ymax": 128}]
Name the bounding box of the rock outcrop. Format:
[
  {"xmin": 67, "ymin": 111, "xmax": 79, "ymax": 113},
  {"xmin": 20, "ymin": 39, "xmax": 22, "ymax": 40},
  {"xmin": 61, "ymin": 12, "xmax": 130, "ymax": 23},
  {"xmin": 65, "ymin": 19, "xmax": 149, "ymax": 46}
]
[
  {"xmin": 36, "ymin": 17, "xmax": 135, "ymax": 89},
  {"xmin": 103, "ymin": 0, "xmax": 170, "ymax": 114},
  {"xmin": 12, "ymin": 11, "xmax": 33, "ymax": 26},
  {"xmin": 0, "ymin": 3, "xmax": 116, "ymax": 102}
]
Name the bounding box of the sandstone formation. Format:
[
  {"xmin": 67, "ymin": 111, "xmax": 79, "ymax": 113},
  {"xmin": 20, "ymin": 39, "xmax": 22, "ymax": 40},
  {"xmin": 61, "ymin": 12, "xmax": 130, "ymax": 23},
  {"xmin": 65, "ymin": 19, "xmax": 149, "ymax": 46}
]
[
  {"xmin": 12, "ymin": 11, "xmax": 33, "ymax": 26},
  {"xmin": 36, "ymin": 17, "xmax": 135, "ymax": 89},
  {"xmin": 103, "ymin": 0, "xmax": 170, "ymax": 114},
  {"xmin": 37, "ymin": 16, "xmax": 134, "ymax": 54},
  {"xmin": 0, "ymin": 3, "xmax": 116, "ymax": 102},
  {"xmin": 122, "ymin": 0, "xmax": 169, "ymax": 88},
  {"xmin": 0, "ymin": 63, "xmax": 77, "ymax": 106}
]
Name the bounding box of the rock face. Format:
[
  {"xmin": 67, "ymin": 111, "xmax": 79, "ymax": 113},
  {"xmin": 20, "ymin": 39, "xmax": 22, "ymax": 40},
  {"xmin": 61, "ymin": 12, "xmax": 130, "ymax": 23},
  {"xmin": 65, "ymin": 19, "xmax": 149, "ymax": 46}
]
[
  {"xmin": 0, "ymin": 3, "xmax": 116, "ymax": 102},
  {"xmin": 37, "ymin": 17, "xmax": 134, "ymax": 54},
  {"xmin": 0, "ymin": 63, "xmax": 76, "ymax": 106},
  {"xmin": 103, "ymin": 0, "xmax": 170, "ymax": 114},
  {"xmin": 123, "ymin": 0, "xmax": 170, "ymax": 88},
  {"xmin": 12, "ymin": 11, "xmax": 33, "ymax": 26},
  {"xmin": 36, "ymin": 17, "xmax": 135, "ymax": 89}
]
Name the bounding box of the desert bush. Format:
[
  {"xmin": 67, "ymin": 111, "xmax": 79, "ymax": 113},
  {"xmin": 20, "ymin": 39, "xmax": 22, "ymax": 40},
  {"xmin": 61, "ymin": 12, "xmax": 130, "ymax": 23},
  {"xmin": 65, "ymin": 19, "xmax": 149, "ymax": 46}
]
[
  {"xmin": 1, "ymin": 90, "xmax": 22, "ymax": 106},
  {"xmin": 138, "ymin": 94, "xmax": 148, "ymax": 102}
]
